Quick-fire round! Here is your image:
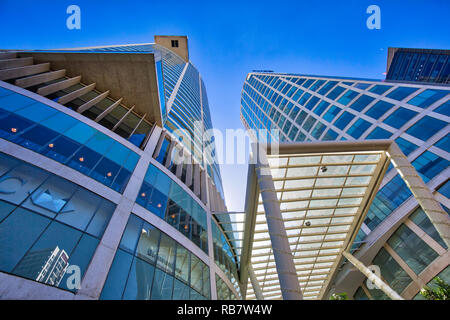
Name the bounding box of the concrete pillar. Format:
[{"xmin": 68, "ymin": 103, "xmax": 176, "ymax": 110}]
[
  {"xmin": 143, "ymin": 125, "xmax": 163, "ymax": 156},
  {"xmin": 193, "ymin": 163, "xmax": 201, "ymax": 197},
  {"xmin": 248, "ymin": 265, "xmax": 264, "ymax": 300},
  {"xmin": 164, "ymin": 140, "xmax": 176, "ymax": 168},
  {"xmin": 185, "ymin": 155, "xmax": 193, "ymax": 187},
  {"xmin": 255, "ymin": 150, "xmax": 303, "ymax": 300},
  {"xmin": 388, "ymin": 143, "xmax": 450, "ymax": 248},
  {"xmin": 175, "ymin": 150, "xmax": 184, "ymax": 179},
  {"xmin": 151, "ymin": 130, "xmax": 166, "ymax": 159},
  {"xmin": 342, "ymin": 251, "xmax": 404, "ymax": 300},
  {"xmin": 200, "ymin": 168, "xmax": 209, "ymax": 206}
]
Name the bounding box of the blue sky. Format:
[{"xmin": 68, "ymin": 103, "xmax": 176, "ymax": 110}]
[{"xmin": 1, "ymin": 0, "xmax": 449, "ymax": 211}]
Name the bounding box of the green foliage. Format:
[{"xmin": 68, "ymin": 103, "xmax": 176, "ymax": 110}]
[
  {"xmin": 420, "ymin": 277, "xmax": 450, "ymax": 300},
  {"xmin": 329, "ymin": 292, "xmax": 348, "ymax": 300}
]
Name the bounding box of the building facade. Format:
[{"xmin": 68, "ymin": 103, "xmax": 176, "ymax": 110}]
[
  {"xmin": 0, "ymin": 36, "xmax": 240, "ymax": 300},
  {"xmin": 386, "ymin": 47, "xmax": 450, "ymax": 84},
  {"xmin": 240, "ymin": 67, "xmax": 449, "ymax": 299}
]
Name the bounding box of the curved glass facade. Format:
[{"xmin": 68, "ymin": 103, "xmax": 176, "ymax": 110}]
[
  {"xmin": 241, "ymin": 72, "xmax": 449, "ymax": 299},
  {"xmin": 0, "ymin": 39, "xmax": 237, "ymax": 300}
]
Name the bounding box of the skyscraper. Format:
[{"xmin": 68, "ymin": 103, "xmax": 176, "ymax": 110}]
[
  {"xmin": 239, "ymin": 57, "xmax": 449, "ymax": 299},
  {"xmin": 0, "ymin": 36, "xmax": 240, "ymax": 300},
  {"xmin": 386, "ymin": 47, "xmax": 450, "ymax": 84}
]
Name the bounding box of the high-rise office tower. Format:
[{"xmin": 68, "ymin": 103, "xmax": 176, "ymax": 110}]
[
  {"xmin": 240, "ymin": 58, "xmax": 449, "ymax": 299},
  {"xmin": 0, "ymin": 36, "xmax": 240, "ymax": 300},
  {"xmin": 386, "ymin": 47, "xmax": 450, "ymax": 84}
]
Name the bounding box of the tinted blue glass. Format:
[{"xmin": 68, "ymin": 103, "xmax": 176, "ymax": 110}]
[
  {"xmin": 369, "ymin": 84, "xmax": 392, "ymax": 95},
  {"xmin": 311, "ymin": 122, "xmax": 326, "ymax": 139},
  {"xmin": 408, "ymin": 89, "xmax": 448, "ymax": 108},
  {"xmin": 412, "ymin": 151, "xmax": 449, "ymax": 183},
  {"xmin": 395, "ymin": 137, "xmax": 418, "ymax": 156},
  {"xmin": 355, "ymin": 83, "xmax": 371, "ymax": 90},
  {"xmin": 41, "ymin": 135, "xmax": 81, "ymax": 164},
  {"xmin": 432, "ymin": 130, "xmax": 448, "ymax": 150},
  {"xmin": 0, "ymin": 208, "xmax": 50, "ymax": 272},
  {"xmin": 303, "ymin": 116, "xmax": 317, "ymax": 132},
  {"xmin": 0, "ymin": 93, "xmax": 36, "ymax": 112},
  {"xmin": 437, "ymin": 180, "xmax": 450, "ymax": 198},
  {"xmin": 122, "ymin": 257, "xmax": 155, "ymax": 300},
  {"xmin": 334, "ymin": 111, "xmax": 355, "ymax": 130},
  {"xmin": 434, "ymin": 100, "xmax": 450, "ymax": 117},
  {"xmin": 326, "ymin": 86, "xmax": 345, "ymax": 100},
  {"xmin": 406, "ymin": 116, "xmax": 447, "ymax": 141},
  {"xmin": 0, "ymin": 113, "xmax": 34, "ymax": 140},
  {"xmin": 349, "ymin": 95, "xmax": 375, "ymax": 112},
  {"xmin": 322, "ymin": 129, "xmax": 338, "ymax": 141},
  {"xmin": 305, "ymin": 96, "xmax": 320, "ymax": 110},
  {"xmin": 313, "ymin": 101, "xmax": 330, "ymax": 116},
  {"xmin": 151, "ymin": 268, "xmax": 174, "ymax": 299},
  {"xmin": 15, "ymin": 103, "xmax": 58, "ymax": 122},
  {"xmin": 323, "ymin": 105, "xmax": 341, "ymax": 123},
  {"xmin": 347, "ymin": 119, "xmax": 371, "ymax": 139},
  {"xmin": 318, "ymin": 81, "xmax": 338, "ymax": 95},
  {"xmin": 337, "ymin": 90, "xmax": 358, "ymax": 106},
  {"xmin": 367, "ymin": 127, "xmax": 393, "ymax": 139},
  {"xmin": 386, "ymin": 87, "xmax": 418, "ymax": 101},
  {"xmin": 100, "ymin": 249, "xmax": 134, "ymax": 299},
  {"xmin": 365, "ymin": 175, "xmax": 412, "ymax": 230},
  {"xmin": 13, "ymin": 124, "xmax": 58, "ymax": 152},
  {"xmin": 366, "ymin": 101, "xmax": 394, "ymax": 120},
  {"xmin": 383, "ymin": 107, "xmax": 418, "ymax": 129},
  {"xmin": 68, "ymin": 146, "xmax": 102, "ymax": 175}
]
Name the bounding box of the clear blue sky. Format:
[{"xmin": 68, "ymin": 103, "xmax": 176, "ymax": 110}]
[{"xmin": 1, "ymin": 0, "xmax": 449, "ymax": 211}]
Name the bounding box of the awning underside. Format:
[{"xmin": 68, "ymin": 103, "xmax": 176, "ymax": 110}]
[{"xmin": 246, "ymin": 150, "xmax": 387, "ymax": 300}]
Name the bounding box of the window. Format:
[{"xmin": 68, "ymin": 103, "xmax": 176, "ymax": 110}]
[
  {"xmin": 434, "ymin": 100, "xmax": 450, "ymax": 117},
  {"xmin": 349, "ymin": 95, "xmax": 375, "ymax": 112},
  {"xmin": 386, "ymin": 87, "xmax": 418, "ymax": 101},
  {"xmin": 369, "ymin": 84, "xmax": 392, "ymax": 95},
  {"xmin": 322, "ymin": 129, "xmax": 338, "ymax": 141},
  {"xmin": 313, "ymin": 101, "xmax": 330, "ymax": 116},
  {"xmin": 409, "ymin": 207, "xmax": 447, "ymax": 249},
  {"xmin": 412, "ymin": 151, "xmax": 449, "ymax": 183},
  {"xmin": 406, "ymin": 116, "xmax": 447, "ymax": 141},
  {"xmin": 408, "ymin": 89, "xmax": 448, "ymax": 108},
  {"xmin": 0, "ymin": 152, "xmax": 114, "ymax": 292},
  {"xmin": 383, "ymin": 107, "xmax": 418, "ymax": 129},
  {"xmin": 337, "ymin": 90, "xmax": 358, "ymax": 106},
  {"xmin": 395, "ymin": 137, "xmax": 418, "ymax": 156},
  {"xmin": 388, "ymin": 224, "xmax": 439, "ymax": 274},
  {"xmin": 171, "ymin": 40, "xmax": 179, "ymax": 48},
  {"xmin": 366, "ymin": 127, "xmax": 392, "ymax": 139},
  {"xmin": 366, "ymin": 101, "xmax": 394, "ymax": 120},
  {"xmin": 326, "ymin": 86, "xmax": 346, "ymax": 100},
  {"xmin": 435, "ymin": 134, "xmax": 450, "ymax": 152},
  {"xmin": 372, "ymin": 248, "xmax": 412, "ymax": 295},
  {"xmin": 334, "ymin": 111, "xmax": 355, "ymax": 130},
  {"xmin": 101, "ymin": 214, "xmax": 211, "ymax": 300},
  {"xmin": 347, "ymin": 119, "xmax": 371, "ymax": 139},
  {"xmin": 323, "ymin": 105, "xmax": 341, "ymax": 123}
]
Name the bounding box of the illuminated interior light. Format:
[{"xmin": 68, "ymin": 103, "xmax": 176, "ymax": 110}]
[{"xmin": 11, "ymin": 128, "xmax": 17, "ymax": 133}]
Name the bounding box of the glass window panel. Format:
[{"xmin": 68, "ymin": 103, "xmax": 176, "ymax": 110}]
[
  {"xmin": 0, "ymin": 207, "xmax": 51, "ymax": 272},
  {"xmin": 366, "ymin": 101, "xmax": 394, "ymax": 120},
  {"xmin": 406, "ymin": 116, "xmax": 447, "ymax": 141},
  {"xmin": 175, "ymin": 244, "xmax": 190, "ymax": 283},
  {"xmin": 151, "ymin": 268, "xmax": 174, "ymax": 300},
  {"xmin": 409, "ymin": 207, "xmax": 447, "ymax": 249},
  {"xmin": 119, "ymin": 214, "xmax": 143, "ymax": 254},
  {"xmin": 388, "ymin": 224, "xmax": 439, "ymax": 274},
  {"xmin": 156, "ymin": 233, "xmax": 176, "ymax": 274},
  {"xmin": 386, "ymin": 87, "xmax": 418, "ymax": 101},
  {"xmin": 136, "ymin": 223, "xmax": 161, "ymax": 265},
  {"xmin": 384, "ymin": 107, "xmax": 418, "ymax": 129},
  {"xmin": 0, "ymin": 93, "xmax": 36, "ymax": 112},
  {"xmin": 86, "ymin": 199, "xmax": 115, "ymax": 238},
  {"xmin": 122, "ymin": 257, "xmax": 155, "ymax": 300},
  {"xmin": 100, "ymin": 249, "xmax": 134, "ymax": 300}
]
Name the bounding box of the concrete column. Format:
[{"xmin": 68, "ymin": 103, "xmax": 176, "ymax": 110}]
[
  {"xmin": 175, "ymin": 152, "xmax": 184, "ymax": 179},
  {"xmin": 150, "ymin": 130, "xmax": 166, "ymax": 159},
  {"xmin": 248, "ymin": 265, "xmax": 264, "ymax": 300},
  {"xmin": 143, "ymin": 126, "xmax": 163, "ymax": 156},
  {"xmin": 193, "ymin": 163, "xmax": 201, "ymax": 197},
  {"xmin": 164, "ymin": 140, "xmax": 176, "ymax": 168},
  {"xmin": 185, "ymin": 155, "xmax": 193, "ymax": 187},
  {"xmin": 206, "ymin": 208, "xmax": 217, "ymax": 300},
  {"xmin": 255, "ymin": 150, "xmax": 303, "ymax": 300},
  {"xmin": 342, "ymin": 251, "xmax": 404, "ymax": 300},
  {"xmin": 200, "ymin": 169, "xmax": 209, "ymax": 206},
  {"xmin": 388, "ymin": 143, "xmax": 450, "ymax": 248}
]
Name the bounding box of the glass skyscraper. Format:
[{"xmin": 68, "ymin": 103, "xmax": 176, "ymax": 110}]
[
  {"xmin": 0, "ymin": 36, "xmax": 239, "ymax": 300},
  {"xmin": 386, "ymin": 47, "xmax": 450, "ymax": 84},
  {"xmin": 240, "ymin": 64, "xmax": 449, "ymax": 299}
]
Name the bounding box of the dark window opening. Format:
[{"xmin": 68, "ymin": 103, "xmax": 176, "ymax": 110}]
[{"xmin": 171, "ymin": 40, "xmax": 179, "ymax": 48}]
